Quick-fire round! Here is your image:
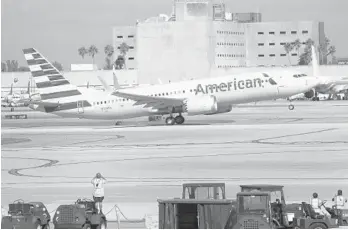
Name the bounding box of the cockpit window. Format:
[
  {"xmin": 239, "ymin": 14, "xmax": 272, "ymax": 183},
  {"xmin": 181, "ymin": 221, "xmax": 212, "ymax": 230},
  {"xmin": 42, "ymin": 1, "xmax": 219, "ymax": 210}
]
[
  {"xmin": 262, "ymin": 73, "xmax": 270, "ymax": 78},
  {"xmin": 269, "ymin": 78, "xmax": 278, "ymax": 85},
  {"xmin": 293, "ymin": 74, "xmax": 307, "ymax": 78}
]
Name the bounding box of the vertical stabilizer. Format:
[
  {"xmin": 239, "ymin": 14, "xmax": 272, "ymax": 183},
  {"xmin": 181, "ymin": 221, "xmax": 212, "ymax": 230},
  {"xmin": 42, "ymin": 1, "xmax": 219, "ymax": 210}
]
[
  {"xmin": 112, "ymin": 65, "xmax": 120, "ymax": 90},
  {"xmin": 97, "ymin": 76, "xmax": 113, "ymax": 92},
  {"xmin": 311, "ymin": 45, "xmax": 320, "ymax": 76}
]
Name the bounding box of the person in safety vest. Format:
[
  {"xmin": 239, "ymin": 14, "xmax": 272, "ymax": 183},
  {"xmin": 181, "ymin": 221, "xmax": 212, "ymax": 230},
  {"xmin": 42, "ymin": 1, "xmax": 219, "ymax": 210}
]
[
  {"xmin": 332, "ymin": 190, "xmax": 347, "ymax": 225},
  {"xmin": 91, "ymin": 173, "xmax": 107, "ymax": 214},
  {"xmin": 310, "ymin": 192, "xmax": 331, "ymax": 217}
]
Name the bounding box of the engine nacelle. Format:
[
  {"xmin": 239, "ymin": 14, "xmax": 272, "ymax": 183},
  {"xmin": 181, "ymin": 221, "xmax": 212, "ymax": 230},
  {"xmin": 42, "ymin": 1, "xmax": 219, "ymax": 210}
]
[
  {"xmin": 204, "ymin": 104, "xmax": 232, "ymax": 115},
  {"xmin": 304, "ymin": 89, "xmax": 315, "ymax": 99},
  {"xmin": 184, "ymin": 95, "xmax": 218, "ymax": 116}
]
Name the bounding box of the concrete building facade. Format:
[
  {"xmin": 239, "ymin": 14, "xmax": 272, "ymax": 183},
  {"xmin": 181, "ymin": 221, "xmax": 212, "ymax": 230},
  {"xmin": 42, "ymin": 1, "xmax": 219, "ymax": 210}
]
[
  {"xmin": 112, "ymin": 26, "xmax": 137, "ymax": 69},
  {"xmin": 111, "ymin": 0, "xmax": 326, "ymax": 84}
]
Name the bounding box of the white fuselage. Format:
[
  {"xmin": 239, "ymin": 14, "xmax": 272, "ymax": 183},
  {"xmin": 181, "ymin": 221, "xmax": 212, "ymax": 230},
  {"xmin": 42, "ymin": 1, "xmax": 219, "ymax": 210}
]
[{"xmin": 35, "ymin": 71, "xmax": 320, "ymax": 120}]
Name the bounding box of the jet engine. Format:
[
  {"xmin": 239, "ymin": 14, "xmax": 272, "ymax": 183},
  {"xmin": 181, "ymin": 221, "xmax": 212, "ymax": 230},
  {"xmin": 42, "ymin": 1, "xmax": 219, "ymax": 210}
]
[
  {"xmin": 183, "ymin": 95, "xmax": 218, "ymax": 116},
  {"xmin": 304, "ymin": 89, "xmax": 315, "ymax": 99},
  {"xmin": 204, "ymin": 104, "xmax": 232, "ymax": 115}
]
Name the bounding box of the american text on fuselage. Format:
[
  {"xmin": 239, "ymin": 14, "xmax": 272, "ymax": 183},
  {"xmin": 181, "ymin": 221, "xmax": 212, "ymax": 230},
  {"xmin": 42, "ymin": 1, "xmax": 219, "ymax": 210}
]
[{"xmin": 195, "ymin": 78, "xmax": 263, "ymax": 95}]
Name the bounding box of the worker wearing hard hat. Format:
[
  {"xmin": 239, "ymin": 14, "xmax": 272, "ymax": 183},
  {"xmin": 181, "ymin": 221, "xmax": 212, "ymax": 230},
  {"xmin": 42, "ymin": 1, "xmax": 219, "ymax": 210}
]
[
  {"xmin": 332, "ymin": 190, "xmax": 347, "ymax": 225},
  {"xmin": 91, "ymin": 173, "xmax": 107, "ymax": 214},
  {"xmin": 332, "ymin": 190, "xmax": 347, "ymax": 209},
  {"xmin": 310, "ymin": 193, "xmax": 331, "ymax": 217}
]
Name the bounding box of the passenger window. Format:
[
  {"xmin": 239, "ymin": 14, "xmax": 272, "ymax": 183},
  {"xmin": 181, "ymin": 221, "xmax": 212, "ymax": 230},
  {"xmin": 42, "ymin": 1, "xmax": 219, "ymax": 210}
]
[
  {"xmin": 104, "ymin": 101, "xmax": 106, "ymax": 104},
  {"xmin": 183, "ymin": 90, "xmax": 185, "ymax": 93}
]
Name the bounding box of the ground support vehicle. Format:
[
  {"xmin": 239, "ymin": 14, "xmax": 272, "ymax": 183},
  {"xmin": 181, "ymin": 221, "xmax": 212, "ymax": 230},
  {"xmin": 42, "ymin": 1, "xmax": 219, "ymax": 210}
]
[
  {"xmin": 1, "ymin": 199, "xmax": 50, "ymax": 229},
  {"xmin": 158, "ymin": 198, "xmax": 236, "ymax": 229},
  {"xmin": 182, "ymin": 183, "xmax": 226, "ymax": 199},
  {"xmin": 53, "ymin": 198, "xmax": 107, "ymax": 229},
  {"xmin": 292, "ymin": 201, "xmax": 348, "ymax": 229}
]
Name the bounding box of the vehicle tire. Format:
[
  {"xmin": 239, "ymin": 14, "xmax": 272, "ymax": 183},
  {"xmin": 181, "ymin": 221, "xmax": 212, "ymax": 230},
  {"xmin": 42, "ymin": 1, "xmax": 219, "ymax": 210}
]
[
  {"xmin": 309, "ymin": 223, "xmax": 327, "ymax": 229},
  {"xmin": 83, "ymin": 224, "xmax": 92, "ymax": 229},
  {"xmin": 288, "ymin": 104, "xmax": 295, "ymax": 110},
  {"xmin": 42, "ymin": 224, "xmax": 50, "ymax": 229}
]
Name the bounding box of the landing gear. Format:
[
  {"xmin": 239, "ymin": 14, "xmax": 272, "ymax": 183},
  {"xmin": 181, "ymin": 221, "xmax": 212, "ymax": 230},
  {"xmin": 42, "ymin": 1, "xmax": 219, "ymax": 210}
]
[
  {"xmin": 165, "ymin": 116, "xmax": 176, "ymax": 125},
  {"xmin": 288, "ymin": 104, "xmax": 295, "ymax": 110},
  {"xmin": 174, "ymin": 115, "xmax": 185, "ymax": 125},
  {"xmin": 165, "ymin": 114, "xmax": 185, "ymax": 125}
]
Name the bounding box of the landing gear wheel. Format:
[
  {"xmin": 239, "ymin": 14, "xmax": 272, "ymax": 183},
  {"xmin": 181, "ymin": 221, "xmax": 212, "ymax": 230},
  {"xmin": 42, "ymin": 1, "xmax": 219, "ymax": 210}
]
[
  {"xmin": 165, "ymin": 117, "xmax": 175, "ymax": 125},
  {"xmin": 174, "ymin": 115, "xmax": 185, "ymax": 125},
  {"xmin": 288, "ymin": 104, "xmax": 295, "ymax": 110},
  {"xmin": 309, "ymin": 223, "xmax": 327, "ymax": 229}
]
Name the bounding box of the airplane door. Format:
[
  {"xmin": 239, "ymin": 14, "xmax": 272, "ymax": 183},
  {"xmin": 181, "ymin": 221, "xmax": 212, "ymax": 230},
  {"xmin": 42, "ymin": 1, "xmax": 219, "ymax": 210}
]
[{"xmin": 77, "ymin": 100, "xmax": 84, "ymax": 114}]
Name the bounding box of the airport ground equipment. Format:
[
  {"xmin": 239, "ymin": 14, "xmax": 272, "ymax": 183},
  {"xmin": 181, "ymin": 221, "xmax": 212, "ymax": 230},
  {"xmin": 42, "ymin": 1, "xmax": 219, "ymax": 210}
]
[
  {"xmin": 1, "ymin": 199, "xmax": 51, "ymax": 229},
  {"xmin": 182, "ymin": 183, "xmax": 226, "ymax": 199},
  {"xmin": 4, "ymin": 114, "xmax": 27, "ymax": 119},
  {"xmin": 53, "ymin": 198, "xmax": 107, "ymax": 229},
  {"xmin": 292, "ymin": 201, "xmax": 348, "ymax": 229},
  {"xmin": 158, "ymin": 198, "xmax": 236, "ymax": 229}
]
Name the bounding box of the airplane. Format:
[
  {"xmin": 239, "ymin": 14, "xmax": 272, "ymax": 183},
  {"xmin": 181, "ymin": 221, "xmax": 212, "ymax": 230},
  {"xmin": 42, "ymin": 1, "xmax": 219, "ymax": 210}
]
[
  {"xmin": 1, "ymin": 81, "xmax": 40, "ymax": 108},
  {"xmin": 23, "ymin": 47, "xmax": 326, "ymax": 125}
]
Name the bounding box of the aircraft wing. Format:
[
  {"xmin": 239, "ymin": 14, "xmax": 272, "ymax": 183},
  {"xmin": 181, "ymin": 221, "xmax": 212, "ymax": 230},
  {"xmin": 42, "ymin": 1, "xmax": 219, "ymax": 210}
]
[
  {"xmin": 112, "ymin": 91, "xmax": 185, "ymax": 109},
  {"xmin": 30, "ymin": 100, "xmax": 60, "ymax": 108}
]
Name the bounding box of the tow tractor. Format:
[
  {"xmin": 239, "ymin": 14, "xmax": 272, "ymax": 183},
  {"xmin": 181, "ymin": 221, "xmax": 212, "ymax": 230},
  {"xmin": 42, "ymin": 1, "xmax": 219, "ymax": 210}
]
[
  {"xmin": 53, "ymin": 198, "xmax": 107, "ymax": 229},
  {"xmin": 1, "ymin": 199, "xmax": 51, "ymax": 229}
]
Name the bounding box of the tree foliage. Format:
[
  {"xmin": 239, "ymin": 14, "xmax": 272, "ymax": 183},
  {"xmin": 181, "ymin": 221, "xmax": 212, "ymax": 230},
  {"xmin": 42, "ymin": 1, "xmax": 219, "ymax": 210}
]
[
  {"xmin": 88, "ymin": 45, "xmax": 99, "ymax": 65},
  {"xmin": 104, "ymin": 45, "xmax": 114, "ymax": 70},
  {"xmin": 78, "ymin": 47, "xmax": 88, "ymax": 59},
  {"xmin": 52, "ymin": 61, "xmax": 63, "ymax": 71}
]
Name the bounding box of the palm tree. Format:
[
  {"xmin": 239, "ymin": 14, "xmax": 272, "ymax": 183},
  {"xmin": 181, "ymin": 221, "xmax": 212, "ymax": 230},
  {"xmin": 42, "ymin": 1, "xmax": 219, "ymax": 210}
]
[
  {"xmin": 293, "ymin": 39, "xmax": 301, "ymax": 57},
  {"xmin": 119, "ymin": 42, "xmax": 129, "ymax": 69},
  {"xmin": 88, "ymin": 45, "xmax": 99, "ymax": 66},
  {"xmin": 104, "ymin": 45, "xmax": 114, "ymax": 70},
  {"xmin": 283, "ymin": 43, "xmax": 294, "ymax": 65},
  {"xmin": 78, "ymin": 47, "xmax": 88, "ymax": 59}
]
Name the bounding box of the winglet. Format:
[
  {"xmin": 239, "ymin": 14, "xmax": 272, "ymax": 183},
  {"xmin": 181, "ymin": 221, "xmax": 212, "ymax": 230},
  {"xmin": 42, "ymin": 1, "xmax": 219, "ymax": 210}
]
[
  {"xmin": 112, "ymin": 66, "xmax": 120, "ymax": 90},
  {"xmin": 311, "ymin": 45, "xmax": 320, "ymax": 76},
  {"xmin": 97, "ymin": 76, "xmax": 112, "ymax": 92}
]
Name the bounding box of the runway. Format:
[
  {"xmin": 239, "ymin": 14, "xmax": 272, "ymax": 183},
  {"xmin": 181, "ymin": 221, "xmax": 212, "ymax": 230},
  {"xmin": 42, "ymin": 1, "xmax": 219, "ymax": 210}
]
[{"xmin": 2, "ymin": 100, "xmax": 348, "ymax": 224}]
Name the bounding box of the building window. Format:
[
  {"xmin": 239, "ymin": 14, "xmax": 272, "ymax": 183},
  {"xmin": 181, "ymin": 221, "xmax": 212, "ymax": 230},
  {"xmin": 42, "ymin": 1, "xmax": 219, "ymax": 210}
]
[
  {"xmin": 280, "ymin": 42, "xmax": 286, "ymax": 45},
  {"xmin": 258, "ymin": 43, "xmax": 264, "ymax": 46},
  {"xmin": 258, "ymin": 54, "xmax": 264, "ymax": 57},
  {"xmin": 269, "ymin": 54, "xmax": 276, "ymax": 57},
  {"xmin": 117, "ymin": 36, "xmax": 123, "ymax": 38},
  {"xmin": 280, "ymin": 31, "xmax": 286, "ymax": 35},
  {"xmin": 291, "ymin": 31, "xmax": 297, "ymax": 34},
  {"xmin": 269, "ymin": 43, "xmax": 275, "ymax": 46},
  {"xmin": 258, "ymin": 32, "xmax": 264, "ymax": 35},
  {"xmin": 291, "ymin": 53, "xmax": 297, "ymax": 56},
  {"xmin": 128, "ymin": 35, "xmax": 134, "ymax": 38},
  {"xmin": 129, "ymin": 46, "xmax": 134, "ymax": 49},
  {"xmin": 302, "ymin": 30, "xmax": 309, "ymax": 34},
  {"xmin": 269, "ymin": 32, "xmax": 275, "ymax": 35},
  {"xmin": 128, "ymin": 57, "xmax": 134, "ymax": 60},
  {"xmin": 280, "ymin": 54, "xmax": 286, "ymax": 57}
]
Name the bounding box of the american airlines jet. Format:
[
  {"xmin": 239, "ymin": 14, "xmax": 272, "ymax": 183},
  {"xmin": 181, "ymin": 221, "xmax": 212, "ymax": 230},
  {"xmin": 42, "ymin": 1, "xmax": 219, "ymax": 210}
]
[{"xmin": 24, "ymin": 48, "xmax": 324, "ymax": 125}]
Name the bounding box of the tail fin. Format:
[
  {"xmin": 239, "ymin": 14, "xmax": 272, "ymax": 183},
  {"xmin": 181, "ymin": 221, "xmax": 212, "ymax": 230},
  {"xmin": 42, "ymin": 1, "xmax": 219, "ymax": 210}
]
[
  {"xmin": 26, "ymin": 81, "xmax": 30, "ymax": 94},
  {"xmin": 22, "ymin": 48, "xmax": 90, "ymax": 109},
  {"xmin": 311, "ymin": 45, "xmax": 320, "ymax": 76},
  {"xmin": 112, "ymin": 66, "xmax": 120, "ymax": 90},
  {"xmin": 9, "ymin": 83, "xmax": 13, "ymax": 95},
  {"xmin": 97, "ymin": 75, "xmax": 113, "ymax": 92}
]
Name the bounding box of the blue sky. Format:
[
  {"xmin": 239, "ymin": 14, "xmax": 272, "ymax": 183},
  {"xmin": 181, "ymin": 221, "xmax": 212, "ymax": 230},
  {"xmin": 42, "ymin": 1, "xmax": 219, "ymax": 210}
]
[{"xmin": 1, "ymin": 0, "xmax": 348, "ymax": 69}]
